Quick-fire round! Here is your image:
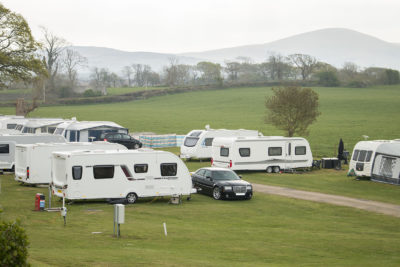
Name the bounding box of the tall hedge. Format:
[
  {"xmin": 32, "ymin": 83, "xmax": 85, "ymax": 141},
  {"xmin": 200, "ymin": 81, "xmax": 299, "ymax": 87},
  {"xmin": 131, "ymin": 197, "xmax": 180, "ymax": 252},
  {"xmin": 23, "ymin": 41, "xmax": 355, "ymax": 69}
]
[{"xmin": 0, "ymin": 220, "xmax": 30, "ymax": 266}]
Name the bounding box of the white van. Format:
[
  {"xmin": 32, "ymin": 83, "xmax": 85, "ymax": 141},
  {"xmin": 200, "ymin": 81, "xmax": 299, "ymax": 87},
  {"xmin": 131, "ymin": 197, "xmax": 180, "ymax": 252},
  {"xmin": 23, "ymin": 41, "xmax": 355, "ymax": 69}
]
[
  {"xmin": 14, "ymin": 142, "xmax": 127, "ymax": 184},
  {"xmin": 349, "ymin": 140, "xmax": 392, "ymax": 177},
  {"xmin": 51, "ymin": 149, "xmax": 195, "ymax": 203},
  {"xmin": 180, "ymin": 126, "xmax": 260, "ymax": 160},
  {"xmin": 0, "ymin": 134, "xmax": 66, "ymax": 171},
  {"xmin": 211, "ymin": 136, "xmax": 313, "ymax": 172}
]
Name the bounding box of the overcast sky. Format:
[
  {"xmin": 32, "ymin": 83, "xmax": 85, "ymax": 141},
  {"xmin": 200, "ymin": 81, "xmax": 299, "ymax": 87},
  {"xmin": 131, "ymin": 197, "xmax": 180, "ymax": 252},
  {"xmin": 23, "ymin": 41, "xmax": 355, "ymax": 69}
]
[{"xmin": 2, "ymin": 0, "xmax": 400, "ymax": 54}]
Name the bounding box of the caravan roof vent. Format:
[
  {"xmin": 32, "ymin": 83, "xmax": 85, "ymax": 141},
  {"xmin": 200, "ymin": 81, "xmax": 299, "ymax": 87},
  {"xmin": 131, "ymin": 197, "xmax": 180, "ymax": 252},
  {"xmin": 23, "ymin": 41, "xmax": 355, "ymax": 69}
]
[{"xmin": 205, "ymin": 124, "xmax": 210, "ymax": 130}]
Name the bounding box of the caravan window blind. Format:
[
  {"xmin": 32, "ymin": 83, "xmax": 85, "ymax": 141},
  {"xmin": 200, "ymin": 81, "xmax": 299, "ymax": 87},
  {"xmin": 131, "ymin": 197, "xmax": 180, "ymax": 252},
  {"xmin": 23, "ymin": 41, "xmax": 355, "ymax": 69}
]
[{"xmin": 220, "ymin": 147, "xmax": 229, "ymax": 157}]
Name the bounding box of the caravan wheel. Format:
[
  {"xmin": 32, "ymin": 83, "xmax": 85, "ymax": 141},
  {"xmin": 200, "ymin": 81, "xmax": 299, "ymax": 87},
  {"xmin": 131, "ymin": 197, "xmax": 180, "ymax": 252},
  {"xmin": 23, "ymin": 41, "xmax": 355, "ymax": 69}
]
[
  {"xmin": 126, "ymin": 193, "xmax": 137, "ymax": 204},
  {"xmin": 266, "ymin": 167, "xmax": 273, "ymax": 173},
  {"xmin": 273, "ymin": 166, "xmax": 280, "ymax": 173}
]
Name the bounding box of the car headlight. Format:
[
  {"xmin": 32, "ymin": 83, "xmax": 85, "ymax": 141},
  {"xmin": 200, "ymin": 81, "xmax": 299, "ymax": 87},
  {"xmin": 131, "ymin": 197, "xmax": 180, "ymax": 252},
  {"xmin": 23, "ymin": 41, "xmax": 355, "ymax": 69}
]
[
  {"xmin": 246, "ymin": 185, "xmax": 252, "ymax": 191},
  {"xmin": 223, "ymin": 186, "xmax": 232, "ymax": 191}
]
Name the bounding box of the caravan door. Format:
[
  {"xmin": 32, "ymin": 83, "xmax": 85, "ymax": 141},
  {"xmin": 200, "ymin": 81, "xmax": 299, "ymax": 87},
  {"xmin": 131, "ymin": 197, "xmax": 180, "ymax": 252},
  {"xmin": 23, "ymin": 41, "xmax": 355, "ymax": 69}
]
[{"xmin": 285, "ymin": 141, "xmax": 293, "ymax": 170}]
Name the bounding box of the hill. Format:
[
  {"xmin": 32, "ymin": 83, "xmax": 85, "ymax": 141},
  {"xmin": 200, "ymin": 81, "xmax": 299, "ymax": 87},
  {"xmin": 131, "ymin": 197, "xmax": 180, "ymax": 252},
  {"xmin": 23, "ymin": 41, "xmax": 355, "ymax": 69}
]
[{"xmin": 181, "ymin": 28, "xmax": 400, "ymax": 69}]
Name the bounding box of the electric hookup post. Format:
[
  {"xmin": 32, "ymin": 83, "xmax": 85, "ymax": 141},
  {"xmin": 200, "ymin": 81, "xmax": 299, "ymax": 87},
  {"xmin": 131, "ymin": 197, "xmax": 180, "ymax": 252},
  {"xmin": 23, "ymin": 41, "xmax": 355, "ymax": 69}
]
[
  {"xmin": 61, "ymin": 197, "xmax": 67, "ymax": 226},
  {"xmin": 114, "ymin": 204, "xmax": 125, "ymax": 238}
]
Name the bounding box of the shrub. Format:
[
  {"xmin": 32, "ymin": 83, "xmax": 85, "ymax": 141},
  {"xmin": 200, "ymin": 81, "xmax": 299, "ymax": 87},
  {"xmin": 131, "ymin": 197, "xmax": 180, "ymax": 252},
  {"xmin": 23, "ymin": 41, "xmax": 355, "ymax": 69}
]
[
  {"xmin": 0, "ymin": 220, "xmax": 30, "ymax": 266},
  {"xmin": 83, "ymin": 89, "xmax": 102, "ymax": 97}
]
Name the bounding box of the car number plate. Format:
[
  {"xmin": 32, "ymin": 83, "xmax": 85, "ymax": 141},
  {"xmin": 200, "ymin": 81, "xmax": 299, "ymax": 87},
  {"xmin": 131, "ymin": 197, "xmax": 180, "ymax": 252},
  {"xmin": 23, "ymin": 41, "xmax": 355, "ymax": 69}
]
[
  {"xmin": 235, "ymin": 193, "xmax": 245, "ymax": 196},
  {"xmin": 57, "ymin": 189, "xmax": 62, "ymax": 193}
]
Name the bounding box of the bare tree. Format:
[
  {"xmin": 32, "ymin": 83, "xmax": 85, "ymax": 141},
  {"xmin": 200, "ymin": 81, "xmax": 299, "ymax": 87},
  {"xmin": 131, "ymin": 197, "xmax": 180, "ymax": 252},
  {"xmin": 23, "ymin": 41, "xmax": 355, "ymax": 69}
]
[
  {"xmin": 62, "ymin": 48, "xmax": 87, "ymax": 89},
  {"xmin": 164, "ymin": 57, "xmax": 179, "ymax": 86},
  {"xmin": 41, "ymin": 27, "xmax": 68, "ymax": 92},
  {"xmin": 287, "ymin": 54, "xmax": 318, "ymax": 80},
  {"xmin": 122, "ymin": 66, "xmax": 133, "ymax": 87}
]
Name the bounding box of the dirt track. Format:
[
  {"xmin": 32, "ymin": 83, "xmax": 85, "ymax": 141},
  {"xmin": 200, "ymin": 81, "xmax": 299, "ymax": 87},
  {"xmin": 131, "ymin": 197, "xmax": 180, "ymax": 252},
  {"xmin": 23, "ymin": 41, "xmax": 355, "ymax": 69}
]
[{"xmin": 253, "ymin": 183, "xmax": 400, "ymax": 218}]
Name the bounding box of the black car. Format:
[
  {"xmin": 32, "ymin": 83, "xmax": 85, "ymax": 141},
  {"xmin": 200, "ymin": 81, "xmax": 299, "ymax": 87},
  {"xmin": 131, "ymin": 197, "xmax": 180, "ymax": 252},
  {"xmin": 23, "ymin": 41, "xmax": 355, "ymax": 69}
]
[
  {"xmin": 191, "ymin": 167, "xmax": 252, "ymax": 200},
  {"xmin": 101, "ymin": 132, "xmax": 142, "ymax": 149}
]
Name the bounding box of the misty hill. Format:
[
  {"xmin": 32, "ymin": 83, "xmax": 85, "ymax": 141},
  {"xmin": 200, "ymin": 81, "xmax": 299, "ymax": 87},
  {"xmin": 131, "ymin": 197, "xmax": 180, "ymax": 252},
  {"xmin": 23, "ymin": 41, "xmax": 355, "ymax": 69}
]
[
  {"xmin": 71, "ymin": 46, "xmax": 202, "ymax": 78},
  {"xmin": 181, "ymin": 28, "xmax": 400, "ymax": 70},
  {"xmin": 72, "ymin": 28, "xmax": 400, "ymax": 79}
]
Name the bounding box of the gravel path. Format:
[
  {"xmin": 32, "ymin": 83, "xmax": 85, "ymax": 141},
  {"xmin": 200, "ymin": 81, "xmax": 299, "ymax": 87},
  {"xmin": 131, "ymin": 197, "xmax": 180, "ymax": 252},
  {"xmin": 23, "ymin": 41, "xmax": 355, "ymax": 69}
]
[{"xmin": 253, "ymin": 183, "xmax": 400, "ymax": 218}]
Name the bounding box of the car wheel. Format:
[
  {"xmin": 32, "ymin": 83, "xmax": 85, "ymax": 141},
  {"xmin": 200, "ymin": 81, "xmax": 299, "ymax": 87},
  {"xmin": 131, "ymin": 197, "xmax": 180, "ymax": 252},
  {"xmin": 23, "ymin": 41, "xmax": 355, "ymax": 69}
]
[
  {"xmin": 126, "ymin": 193, "xmax": 137, "ymax": 204},
  {"xmin": 266, "ymin": 166, "xmax": 273, "ymax": 173},
  {"xmin": 273, "ymin": 166, "xmax": 280, "ymax": 173},
  {"xmin": 212, "ymin": 187, "xmax": 222, "ymax": 200},
  {"xmin": 133, "ymin": 143, "xmax": 140, "ymax": 149},
  {"xmin": 246, "ymin": 193, "xmax": 253, "ymax": 200}
]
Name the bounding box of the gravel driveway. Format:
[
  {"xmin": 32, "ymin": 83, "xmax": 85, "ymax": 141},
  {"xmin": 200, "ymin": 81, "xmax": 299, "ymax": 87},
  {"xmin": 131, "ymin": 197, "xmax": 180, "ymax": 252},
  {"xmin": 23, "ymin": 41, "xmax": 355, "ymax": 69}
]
[{"xmin": 253, "ymin": 183, "xmax": 400, "ymax": 218}]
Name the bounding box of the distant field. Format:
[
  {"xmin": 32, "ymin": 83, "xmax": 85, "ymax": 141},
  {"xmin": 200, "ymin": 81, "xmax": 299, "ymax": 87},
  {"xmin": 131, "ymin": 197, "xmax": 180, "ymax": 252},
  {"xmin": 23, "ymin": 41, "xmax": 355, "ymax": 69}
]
[
  {"xmin": 2, "ymin": 84, "xmax": 398, "ymax": 157},
  {"xmin": 1, "ymin": 174, "xmax": 400, "ymax": 266},
  {"xmin": 106, "ymin": 86, "xmax": 167, "ymax": 95},
  {"xmin": 0, "ymin": 88, "xmax": 30, "ymax": 94}
]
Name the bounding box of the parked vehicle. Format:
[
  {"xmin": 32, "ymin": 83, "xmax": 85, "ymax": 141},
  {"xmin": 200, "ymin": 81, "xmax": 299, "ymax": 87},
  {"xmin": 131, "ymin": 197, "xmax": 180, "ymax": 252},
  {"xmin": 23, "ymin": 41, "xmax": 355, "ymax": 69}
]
[
  {"xmin": 191, "ymin": 167, "xmax": 252, "ymax": 200},
  {"xmin": 0, "ymin": 134, "xmax": 66, "ymax": 171},
  {"xmin": 61, "ymin": 121, "xmax": 128, "ymax": 142},
  {"xmin": 14, "ymin": 142, "xmax": 127, "ymax": 184},
  {"xmin": 101, "ymin": 132, "xmax": 142, "ymax": 149},
  {"xmin": 370, "ymin": 142, "xmax": 400, "ymax": 185},
  {"xmin": 0, "ymin": 116, "xmax": 27, "ymax": 130},
  {"xmin": 51, "ymin": 149, "xmax": 196, "ymax": 203},
  {"xmin": 211, "ymin": 136, "xmax": 313, "ymax": 172},
  {"xmin": 180, "ymin": 125, "xmax": 260, "ymax": 160},
  {"xmin": 349, "ymin": 140, "xmax": 392, "ymax": 177},
  {"xmin": 21, "ymin": 118, "xmax": 65, "ymax": 134}
]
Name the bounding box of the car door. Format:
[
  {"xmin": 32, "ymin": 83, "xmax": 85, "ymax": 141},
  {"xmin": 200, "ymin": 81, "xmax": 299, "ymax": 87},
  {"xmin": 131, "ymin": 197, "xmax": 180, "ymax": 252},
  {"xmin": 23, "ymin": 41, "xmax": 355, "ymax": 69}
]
[
  {"xmin": 200, "ymin": 169, "xmax": 215, "ymax": 195},
  {"xmin": 121, "ymin": 134, "xmax": 134, "ymax": 149},
  {"xmin": 192, "ymin": 169, "xmax": 205, "ymax": 191}
]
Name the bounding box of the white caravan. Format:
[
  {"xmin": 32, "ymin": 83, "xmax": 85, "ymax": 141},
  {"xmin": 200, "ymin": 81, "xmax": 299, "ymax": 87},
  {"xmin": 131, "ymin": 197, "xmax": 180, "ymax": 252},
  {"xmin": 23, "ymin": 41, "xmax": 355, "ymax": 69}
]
[
  {"xmin": 62, "ymin": 121, "xmax": 128, "ymax": 142},
  {"xmin": 349, "ymin": 140, "xmax": 393, "ymax": 177},
  {"xmin": 51, "ymin": 149, "xmax": 195, "ymax": 203},
  {"xmin": 371, "ymin": 142, "xmax": 400, "ymax": 185},
  {"xmin": 0, "ymin": 116, "xmax": 27, "ymax": 130},
  {"xmin": 180, "ymin": 126, "xmax": 260, "ymax": 160},
  {"xmin": 14, "ymin": 142, "xmax": 127, "ymax": 184},
  {"xmin": 211, "ymin": 136, "xmax": 313, "ymax": 172},
  {"xmin": 21, "ymin": 118, "xmax": 65, "ymax": 134},
  {"xmin": 0, "ymin": 134, "xmax": 66, "ymax": 170}
]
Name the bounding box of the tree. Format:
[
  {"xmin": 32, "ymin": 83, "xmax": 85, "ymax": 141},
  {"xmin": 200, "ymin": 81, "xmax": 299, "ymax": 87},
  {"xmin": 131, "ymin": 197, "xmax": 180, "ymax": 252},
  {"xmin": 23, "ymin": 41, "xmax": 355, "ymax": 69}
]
[
  {"xmin": 287, "ymin": 54, "xmax": 318, "ymax": 80},
  {"xmin": 315, "ymin": 70, "xmax": 340, "ymax": 87},
  {"xmin": 383, "ymin": 69, "xmax": 400, "ymax": 85},
  {"xmin": 0, "ymin": 220, "xmax": 29, "ymax": 266},
  {"xmin": 0, "ymin": 3, "xmax": 46, "ymax": 87},
  {"xmin": 196, "ymin": 61, "xmax": 222, "ymax": 85},
  {"xmin": 265, "ymin": 86, "xmax": 321, "ymax": 137},
  {"xmin": 122, "ymin": 66, "xmax": 133, "ymax": 87},
  {"xmin": 62, "ymin": 48, "xmax": 87, "ymax": 89},
  {"xmin": 41, "ymin": 27, "xmax": 67, "ymax": 92}
]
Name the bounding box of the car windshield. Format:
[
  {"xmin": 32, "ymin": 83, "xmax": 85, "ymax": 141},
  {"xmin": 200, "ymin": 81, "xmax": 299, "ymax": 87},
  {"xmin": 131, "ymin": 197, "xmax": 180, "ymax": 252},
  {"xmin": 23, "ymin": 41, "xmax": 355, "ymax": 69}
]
[
  {"xmin": 184, "ymin": 137, "xmax": 199, "ymax": 147},
  {"xmin": 212, "ymin": 170, "xmax": 240, "ymax": 181}
]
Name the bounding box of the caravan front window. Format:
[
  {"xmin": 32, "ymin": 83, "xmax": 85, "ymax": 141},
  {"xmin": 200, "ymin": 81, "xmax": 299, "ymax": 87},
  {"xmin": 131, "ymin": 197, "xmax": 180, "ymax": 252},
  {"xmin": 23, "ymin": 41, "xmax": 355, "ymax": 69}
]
[
  {"xmin": 358, "ymin": 150, "xmax": 367, "ymax": 162},
  {"xmin": 366, "ymin": 151, "xmax": 373, "ymax": 162},
  {"xmin": 352, "ymin": 150, "xmax": 360, "ymax": 161},
  {"xmin": 0, "ymin": 144, "xmax": 9, "ymax": 154},
  {"xmin": 189, "ymin": 131, "xmax": 202, "ymax": 137},
  {"xmin": 204, "ymin": 138, "xmax": 214, "ymax": 146},
  {"xmin": 93, "ymin": 165, "xmax": 114, "ymax": 179},
  {"xmin": 184, "ymin": 137, "xmax": 199, "ymax": 147}
]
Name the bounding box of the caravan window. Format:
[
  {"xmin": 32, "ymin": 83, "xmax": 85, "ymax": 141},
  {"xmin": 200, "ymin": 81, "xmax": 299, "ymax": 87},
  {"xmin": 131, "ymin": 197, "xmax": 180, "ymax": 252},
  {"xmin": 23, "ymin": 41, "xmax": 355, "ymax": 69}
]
[
  {"xmin": 268, "ymin": 147, "xmax": 282, "ymax": 156},
  {"xmin": 204, "ymin": 138, "xmax": 214, "ymax": 146},
  {"xmin": 358, "ymin": 150, "xmax": 367, "ymax": 162},
  {"xmin": 220, "ymin": 147, "xmax": 229, "ymax": 157},
  {"xmin": 7, "ymin": 124, "xmax": 16, "ymax": 129},
  {"xmin": 189, "ymin": 131, "xmax": 202, "ymax": 137},
  {"xmin": 239, "ymin": 148, "xmax": 250, "ymax": 157},
  {"xmin": 134, "ymin": 164, "xmax": 148, "ymax": 173},
  {"xmin": 184, "ymin": 137, "xmax": 199, "ymax": 147},
  {"xmin": 0, "ymin": 144, "xmax": 9, "ymax": 154},
  {"xmin": 365, "ymin": 151, "xmax": 373, "ymax": 162},
  {"xmin": 161, "ymin": 163, "xmax": 177, "ymax": 176},
  {"xmin": 93, "ymin": 165, "xmax": 114, "ymax": 179},
  {"xmin": 352, "ymin": 150, "xmax": 360, "ymax": 161},
  {"xmin": 295, "ymin": 146, "xmax": 306, "ymax": 155},
  {"xmin": 54, "ymin": 128, "xmax": 64, "ymax": 135},
  {"xmin": 72, "ymin": 166, "xmax": 82, "ymax": 180},
  {"xmin": 48, "ymin": 127, "xmax": 56, "ymax": 134}
]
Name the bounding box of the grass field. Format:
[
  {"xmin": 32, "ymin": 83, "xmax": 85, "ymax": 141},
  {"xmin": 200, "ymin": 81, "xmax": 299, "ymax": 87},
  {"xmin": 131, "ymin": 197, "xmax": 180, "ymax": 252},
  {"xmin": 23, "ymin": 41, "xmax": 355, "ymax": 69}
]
[
  {"xmin": 0, "ymin": 85, "xmax": 398, "ymax": 157},
  {"xmin": 106, "ymin": 86, "xmax": 167, "ymax": 95},
  {"xmin": 1, "ymin": 174, "xmax": 400, "ymax": 266}
]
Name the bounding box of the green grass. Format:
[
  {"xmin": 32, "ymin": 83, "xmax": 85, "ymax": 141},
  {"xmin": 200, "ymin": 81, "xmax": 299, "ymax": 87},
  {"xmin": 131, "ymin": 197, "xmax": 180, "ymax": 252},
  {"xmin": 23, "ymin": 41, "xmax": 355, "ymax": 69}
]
[
  {"xmin": 0, "ymin": 88, "xmax": 30, "ymax": 94},
  {"xmin": 7, "ymin": 85, "xmax": 399, "ymax": 158},
  {"xmin": 1, "ymin": 174, "xmax": 400, "ymax": 266},
  {"xmin": 106, "ymin": 86, "xmax": 167, "ymax": 95}
]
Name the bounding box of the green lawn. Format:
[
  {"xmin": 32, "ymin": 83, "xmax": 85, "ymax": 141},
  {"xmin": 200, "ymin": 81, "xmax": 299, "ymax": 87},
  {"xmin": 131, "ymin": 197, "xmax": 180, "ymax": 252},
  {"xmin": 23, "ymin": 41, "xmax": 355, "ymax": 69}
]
[
  {"xmin": 0, "ymin": 88, "xmax": 30, "ymax": 94},
  {"xmin": 1, "ymin": 174, "xmax": 400, "ymax": 266},
  {"xmin": 2, "ymin": 85, "xmax": 396, "ymax": 158},
  {"xmin": 106, "ymin": 86, "xmax": 167, "ymax": 95}
]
